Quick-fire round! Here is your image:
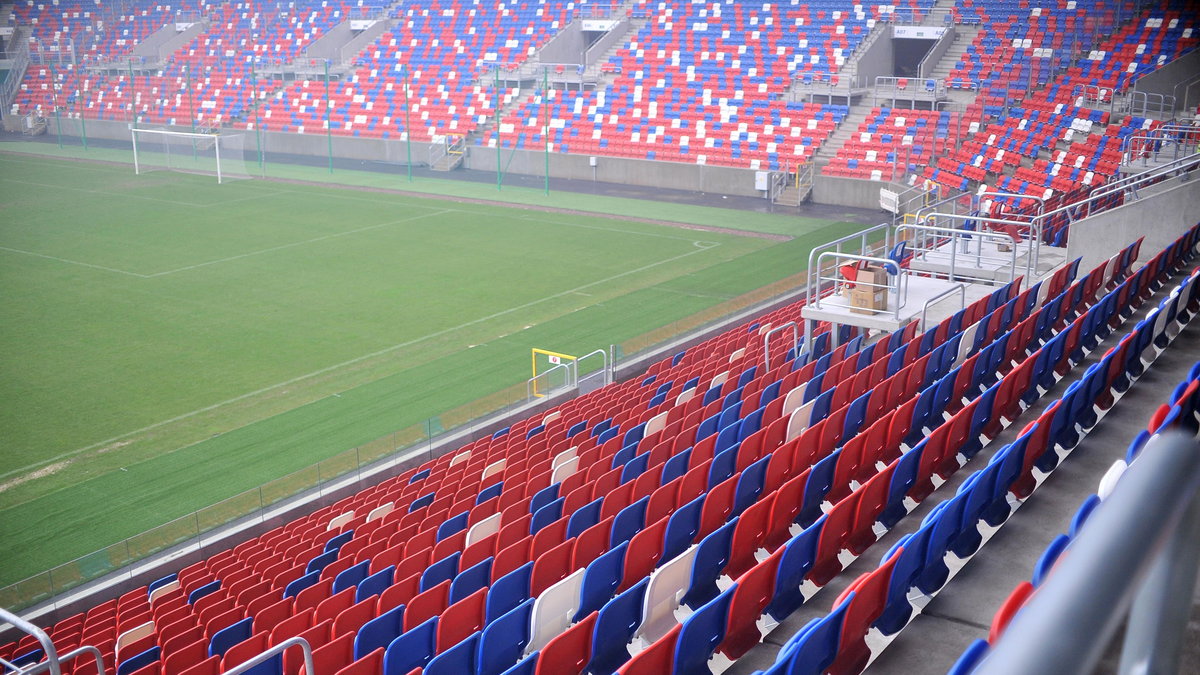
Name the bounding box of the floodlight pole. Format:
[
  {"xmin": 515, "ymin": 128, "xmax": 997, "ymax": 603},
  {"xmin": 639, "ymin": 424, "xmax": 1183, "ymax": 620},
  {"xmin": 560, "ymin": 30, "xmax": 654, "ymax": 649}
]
[
  {"xmin": 186, "ymin": 63, "xmax": 195, "ymax": 134},
  {"xmin": 403, "ymin": 64, "xmax": 413, "ymax": 182},
  {"xmin": 543, "ymin": 67, "xmax": 550, "ymax": 196},
  {"xmin": 494, "ymin": 66, "xmax": 502, "ymax": 190},
  {"xmin": 49, "ymin": 61, "xmax": 62, "ymax": 148},
  {"xmin": 76, "ymin": 89, "xmax": 87, "ymax": 150},
  {"xmin": 128, "ymin": 57, "xmax": 137, "ymax": 129},
  {"xmin": 324, "ymin": 59, "xmax": 334, "ymax": 174},
  {"xmin": 252, "ymin": 65, "xmax": 264, "ymax": 172}
]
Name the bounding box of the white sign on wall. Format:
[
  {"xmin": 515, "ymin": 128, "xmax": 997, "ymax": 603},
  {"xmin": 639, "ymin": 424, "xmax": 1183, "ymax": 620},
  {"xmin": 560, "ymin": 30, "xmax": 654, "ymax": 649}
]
[
  {"xmin": 893, "ymin": 25, "xmax": 946, "ymax": 39},
  {"xmin": 581, "ymin": 19, "xmax": 617, "ymax": 32},
  {"xmin": 880, "ymin": 188, "xmax": 900, "ymax": 213}
]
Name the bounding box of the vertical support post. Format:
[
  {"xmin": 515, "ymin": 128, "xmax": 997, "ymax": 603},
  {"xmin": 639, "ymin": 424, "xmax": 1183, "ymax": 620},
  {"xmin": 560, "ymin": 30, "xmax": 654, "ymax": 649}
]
[
  {"xmin": 215, "ymin": 133, "xmax": 223, "ymax": 184},
  {"xmin": 324, "ymin": 59, "xmax": 333, "ymax": 174},
  {"xmin": 76, "ymin": 89, "xmax": 87, "ymax": 149},
  {"xmin": 494, "ymin": 67, "xmax": 502, "ymax": 190},
  {"xmin": 186, "ymin": 63, "xmax": 195, "ymax": 134},
  {"xmin": 543, "ymin": 68, "xmax": 550, "ymax": 196},
  {"xmin": 252, "ymin": 64, "xmax": 263, "ymax": 172},
  {"xmin": 132, "ymin": 128, "xmax": 140, "ymax": 174},
  {"xmin": 128, "ymin": 57, "xmax": 137, "ymax": 130},
  {"xmin": 403, "ymin": 65, "xmax": 413, "ymax": 182},
  {"xmin": 49, "ymin": 61, "xmax": 62, "ymax": 148}
]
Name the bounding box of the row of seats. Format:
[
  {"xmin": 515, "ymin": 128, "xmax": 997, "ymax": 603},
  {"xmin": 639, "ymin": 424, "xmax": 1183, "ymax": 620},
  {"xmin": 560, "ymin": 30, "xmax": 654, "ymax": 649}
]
[
  {"xmin": 822, "ymin": 107, "xmax": 961, "ymax": 181},
  {"xmin": 949, "ymin": 249, "xmax": 1200, "ymax": 674},
  {"xmin": 1, "ymin": 242, "xmax": 1079, "ymax": 674},
  {"xmin": 751, "ymin": 224, "xmax": 1200, "ymax": 675}
]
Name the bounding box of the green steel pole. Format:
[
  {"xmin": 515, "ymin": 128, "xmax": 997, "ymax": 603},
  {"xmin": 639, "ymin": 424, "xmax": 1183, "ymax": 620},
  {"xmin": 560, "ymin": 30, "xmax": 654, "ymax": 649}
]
[
  {"xmin": 403, "ymin": 65, "xmax": 413, "ymax": 182},
  {"xmin": 186, "ymin": 63, "xmax": 195, "ymax": 133},
  {"xmin": 128, "ymin": 58, "xmax": 137, "ymax": 129},
  {"xmin": 543, "ymin": 68, "xmax": 550, "ymax": 196},
  {"xmin": 324, "ymin": 59, "xmax": 333, "ymax": 174},
  {"xmin": 49, "ymin": 62, "xmax": 62, "ymax": 148},
  {"xmin": 252, "ymin": 65, "xmax": 263, "ymax": 171},
  {"xmin": 494, "ymin": 66, "xmax": 502, "ymax": 190},
  {"xmin": 76, "ymin": 89, "xmax": 87, "ymax": 149}
]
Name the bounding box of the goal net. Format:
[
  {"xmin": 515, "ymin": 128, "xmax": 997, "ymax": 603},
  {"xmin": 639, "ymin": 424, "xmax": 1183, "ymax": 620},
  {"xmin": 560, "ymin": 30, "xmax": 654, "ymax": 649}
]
[{"xmin": 131, "ymin": 128, "xmax": 252, "ymax": 183}]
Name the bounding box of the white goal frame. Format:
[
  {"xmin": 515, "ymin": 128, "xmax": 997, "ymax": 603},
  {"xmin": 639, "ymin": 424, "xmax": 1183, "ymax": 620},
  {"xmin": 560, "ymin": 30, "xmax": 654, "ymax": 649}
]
[{"xmin": 131, "ymin": 127, "xmax": 246, "ymax": 184}]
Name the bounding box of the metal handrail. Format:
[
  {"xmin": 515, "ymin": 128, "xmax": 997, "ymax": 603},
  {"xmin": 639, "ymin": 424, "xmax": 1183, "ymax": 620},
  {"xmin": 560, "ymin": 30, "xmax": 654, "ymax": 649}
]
[
  {"xmin": 224, "ymin": 637, "xmax": 314, "ymax": 675},
  {"xmin": 0, "ymin": 607, "xmax": 108, "ymax": 675},
  {"xmin": 575, "ymin": 349, "xmax": 610, "ymax": 387},
  {"xmin": 762, "ymin": 321, "xmax": 799, "ymax": 372},
  {"xmin": 812, "ymin": 252, "xmax": 904, "ymax": 321},
  {"xmin": 914, "ymin": 213, "xmax": 1039, "ymax": 280},
  {"xmin": 527, "ymin": 362, "xmax": 573, "ymax": 400},
  {"xmin": 805, "ymin": 223, "xmax": 892, "ymax": 311},
  {"xmin": 895, "ymin": 223, "xmax": 1024, "ymax": 283},
  {"xmin": 919, "ymin": 283, "xmax": 965, "ymax": 329},
  {"xmin": 974, "ymin": 432, "xmax": 1200, "ymax": 675}
]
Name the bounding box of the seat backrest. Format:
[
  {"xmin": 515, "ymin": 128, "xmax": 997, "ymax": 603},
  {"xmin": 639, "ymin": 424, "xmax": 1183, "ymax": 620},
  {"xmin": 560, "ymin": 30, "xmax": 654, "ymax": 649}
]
[
  {"xmin": 477, "ymin": 598, "xmax": 534, "ymax": 675},
  {"xmin": 381, "ymin": 616, "xmax": 437, "ymax": 675},
  {"xmin": 673, "ymin": 584, "xmax": 736, "ymax": 675},
  {"xmin": 588, "ymin": 578, "xmax": 648, "ymax": 675}
]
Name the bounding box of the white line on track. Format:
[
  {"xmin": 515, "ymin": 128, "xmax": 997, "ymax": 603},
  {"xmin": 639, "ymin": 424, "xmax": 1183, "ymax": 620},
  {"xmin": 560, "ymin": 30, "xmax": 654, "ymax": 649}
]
[{"xmin": 0, "ymin": 239, "xmax": 722, "ymax": 483}]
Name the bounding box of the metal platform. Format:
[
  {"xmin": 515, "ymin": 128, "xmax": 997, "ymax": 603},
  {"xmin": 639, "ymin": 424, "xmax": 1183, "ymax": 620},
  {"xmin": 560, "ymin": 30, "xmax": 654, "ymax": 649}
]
[
  {"xmin": 802, "ymin": 273, "xmax": 994, "ymax": 333},
  {"xmin": 909, "ymin": 238, "xmax": 1070, "ymax": 282}
]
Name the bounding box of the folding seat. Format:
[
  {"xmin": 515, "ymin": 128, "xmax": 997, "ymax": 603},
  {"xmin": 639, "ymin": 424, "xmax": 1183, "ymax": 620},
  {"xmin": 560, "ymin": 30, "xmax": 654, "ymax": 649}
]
[
  {"xmin": 881, "ymin": 443, "xmax": 924, "ymax": 528},
  {"xmin": 616, "ymin": 623, "xmax": 680, "ymax": 675},
  {"xmin": 533, "ymin": 611, "xmax": 596, "ymax": 675},
  {"xmin": 828, "ymin": 549, "xmax": 902, "ymax": 674},
  {"xmin": 479, "ymin": 599, "xmax": 534, "ymax": 675},
  {"xmin": 720, "ymin": 548, "xmax": 784, "ymax": 660},
  {"xmin": 798, "ymin": 452, "xmax": 838, "ymax": 528},
  {"xmin": 661, "ymin": 495, "xmax": 704, "ymax": 564},
  {"xmin": 163, "ymin": 637, "xmax": 208, "ymax": 675},
  {"xmin": 810, "ymin": 489, "xmax": 863, "ymax": 586},
  {"xmin": 773, "ymin": 594, "xmax": 850, "ymax": 675},
  {"xmin": 382, "ymin": 617, "xmax": 437, "ymax": 675},
  {"xmin": 438, "ymin": 587, "xmax": 486, "ymax": 652},
  {"xmin": 404, "ymin": 580, "xmax": 450, "ymax": 632},
  {"xmin": 673, "ymin": 585, "xmax": 736, "ymax": 675},
  {"xmin": 588, "ymin": 578, "xmax": 648, "ymax": 675},
  {"xmin": 988, "ymin": 581, "xmax": 1036, "ymax": 643},
  {"xmin": 573, "ymin": 517, "xmax": 615, "ymax": 571},
  {"xmin": 681, "ymin": 517, "xmax": 738, "ymax": 610}
]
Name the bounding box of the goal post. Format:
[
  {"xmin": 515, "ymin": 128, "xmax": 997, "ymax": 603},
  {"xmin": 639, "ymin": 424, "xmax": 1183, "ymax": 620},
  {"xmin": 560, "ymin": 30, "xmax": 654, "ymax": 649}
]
[
  {"xmin": 530, "ymin": 348, "xmax": 577, "ymax": 398},
  {"xmin": 131, "ymin": 127, "xmax": 251, "ymax": 183}
]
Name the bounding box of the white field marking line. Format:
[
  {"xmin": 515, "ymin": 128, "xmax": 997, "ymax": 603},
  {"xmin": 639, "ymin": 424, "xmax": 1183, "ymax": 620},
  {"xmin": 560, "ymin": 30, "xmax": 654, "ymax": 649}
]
[
  {"xmin": 262, "ymin": 188, "xmax": 714, "ymax": 244},
  {"xmin": 0, "ymin": 239, "xmax": 722, "ymax": 483},
  {"xmin": 515, "ymin": 213, "xmax": 723, "ymax": 244},
  {"xmin": 0, "ymin": 246, "xmax": 149, "ymax": 277},
  {"xmin": 0, "ymin": 175, "xmax": 288, "ymax": 209},
  {"xmin": 146, "ymin": 209, "xmax": 452, "ymax": 277}
]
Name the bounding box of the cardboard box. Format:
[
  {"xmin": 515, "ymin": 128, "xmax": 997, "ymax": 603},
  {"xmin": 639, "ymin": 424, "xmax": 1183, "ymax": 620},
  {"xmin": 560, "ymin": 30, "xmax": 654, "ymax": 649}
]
[
  {"xmin": 849, "ymin": 286, "xmax": 888, "ymax": 314},
  {"xmin": 858, "ymin": 265, "xmax": 889, "ymax": 286}
]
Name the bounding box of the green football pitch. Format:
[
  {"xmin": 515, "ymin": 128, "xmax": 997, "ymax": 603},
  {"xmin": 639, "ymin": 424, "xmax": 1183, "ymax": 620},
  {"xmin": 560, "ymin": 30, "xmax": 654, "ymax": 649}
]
[{"xmin": 0, "ymin": 150, "xmax": 862, "ymax": 589}]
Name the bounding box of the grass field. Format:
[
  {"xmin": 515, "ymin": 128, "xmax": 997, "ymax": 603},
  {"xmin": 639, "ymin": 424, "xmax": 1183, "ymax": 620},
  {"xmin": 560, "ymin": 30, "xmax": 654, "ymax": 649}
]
[{"xmin": 0, "ymin": 150, "xmax": 861, "ymax": 589}]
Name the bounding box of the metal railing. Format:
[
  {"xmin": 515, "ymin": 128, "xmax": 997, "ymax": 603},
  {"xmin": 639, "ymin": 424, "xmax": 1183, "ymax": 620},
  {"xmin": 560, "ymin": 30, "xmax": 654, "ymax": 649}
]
[
  {"xmin": 225, "ymin": 637, "xmax": 314, "ymax": 675},
  {"xmin": 919, "ymin": 283, "xmax": 965, "ymax": 329},
  {"xmin": 873, "ymin": 76, "xmax": 942, "ymax": 107},
  {"xmin": 1126, "ymin": 90, "xmax": 1175, "ymax": 118},
  {"xmin": 975, "ymin": 432, "xmax": 1200, "ymax": 675},
  {"xmin": 810, "ymin": 252, "xmax": 905, "ymax": 319},
  {"xmin": 1122, "ymin": 125, "xmax": 1200, "ymax": 166},
  {"xmin": 896, "ymin": 222, "xmax": 1026, "ymax": 283},
  {"xmin": 762, "ymin": 322, "xmax": 799, "ymax": 372},
  {"xmin": 0, "ymin": 607, "xmax": 107, "ymax": 675},
  {"xmin": 0, "ymin": 38, "xmax": 29, "ymax": 116}
]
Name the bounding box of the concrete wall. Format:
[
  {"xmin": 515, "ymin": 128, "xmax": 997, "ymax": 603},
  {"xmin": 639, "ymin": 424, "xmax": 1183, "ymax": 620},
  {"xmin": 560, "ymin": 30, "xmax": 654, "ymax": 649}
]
[
  {"xmin": 130, "ymin": 22, "xmax": 178, "ymax": 59},
  {"xmin": 813, "ymin": 173, "xmax": 907, "ymax": 212},
  {"xmin": 584, "ymin": 19, "xmax": 630, "ymax": 64},
  {"xmin": 1066, "ymin": 174, "xmax": 1200, "ymax": 272},
  {"xmin": 852, "ymin": 26, "xmax": 895, "ymax": 88},
  {"xmin": 539, "ymin": 23, "xmax": 586, "ymax": 64},
  {"xmin": 301, "ymin": 21, "xmax": 354, "ymax": 62},
  {"xmin": 1131, "ymin": 49, "xmax": 1200, "ymax": 113},
  {"xmin": 918, "ymin": 25, "xmax": 956, "ymax": 78},
  {"xmin": 465, "ymin": 145, "xmax": 764, "ymax": 196},
  {"xmin": 50, "ymin": 118, "xmax": 764, "ymax": 195},
  {"xmin": 336, "ymin": 19, "xmax": 396, "ymax": 65}
]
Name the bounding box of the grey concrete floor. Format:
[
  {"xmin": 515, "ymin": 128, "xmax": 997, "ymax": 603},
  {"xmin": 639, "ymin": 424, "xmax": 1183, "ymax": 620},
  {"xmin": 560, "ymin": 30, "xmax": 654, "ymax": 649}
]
[{"xmin": 728, "ymin": 268, "xmax": 1200, "ymax": 675}]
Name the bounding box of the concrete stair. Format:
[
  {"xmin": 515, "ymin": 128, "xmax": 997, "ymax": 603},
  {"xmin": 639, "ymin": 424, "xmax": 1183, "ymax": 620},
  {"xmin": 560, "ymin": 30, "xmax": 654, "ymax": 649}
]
[
  {"xmin": 926, "ymin": 24, "xmax": 983, "ymax": 105},
  {"xmin": 811, "ymin": 106, "xmax": 874, "ymax": 165}
]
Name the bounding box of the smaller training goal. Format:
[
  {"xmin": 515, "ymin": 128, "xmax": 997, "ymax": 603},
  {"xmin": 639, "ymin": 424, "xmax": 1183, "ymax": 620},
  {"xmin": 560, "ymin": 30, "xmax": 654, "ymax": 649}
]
[{"xmin": 131, "ymin": 128, "xmax": 252, "ymax": 183}]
